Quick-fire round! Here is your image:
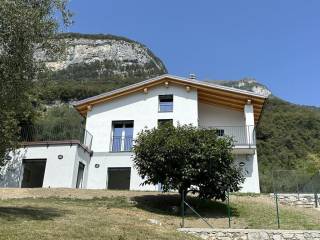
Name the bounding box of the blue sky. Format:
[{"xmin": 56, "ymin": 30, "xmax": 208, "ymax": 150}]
[{"xmin": 67, "ymin": 0, "xmax": 320, "ymax": 106}]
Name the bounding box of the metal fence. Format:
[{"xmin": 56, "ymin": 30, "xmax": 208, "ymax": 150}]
[
  {"xmin": 271, "ymin": 170, "xmax": 320, "ymax": 229},
  {"xmin": 179, "ymin": 171, "xmax": 320, "ymax": 230},
  {"xmin": 272, "ymin": 170, "xmax": 320, "ymax": 194},
  {"xmin": 20, "ymin": 124, "xmax": 93, "ymax": 150}
]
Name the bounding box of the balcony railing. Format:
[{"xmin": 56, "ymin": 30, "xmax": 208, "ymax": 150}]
[
  {"xmin": 110, "ymin": 136, "xmax": 133, "ymax": 152},
  {"xmin": 20, "ymin": 124, "xmax": 93, "ymax": 151},
  {"xmin": 109, "ymin": 126, "xmax": 255, "ymax": 153},
  {"xmin": 202, "ymin": 126, "xmax": 256, "ymax": 147}
]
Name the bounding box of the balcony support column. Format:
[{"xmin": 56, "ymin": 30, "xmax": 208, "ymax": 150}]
[
  {"xmin": 241, "ymin": 102, "xmax": 260, "ymax": 193},
  {"xmin": 244, "ymin": 103, "xmax": 254, "ymax": 145}
]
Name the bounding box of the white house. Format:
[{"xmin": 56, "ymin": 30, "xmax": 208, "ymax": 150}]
[{"xmin": 0, "ymin": 74, "xmax": 267, "ymax": 193}]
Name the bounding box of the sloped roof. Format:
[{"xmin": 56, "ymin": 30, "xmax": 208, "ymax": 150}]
[{"xmin": 73, "ymin": 74, "xmax": 268, "ymax": 123}]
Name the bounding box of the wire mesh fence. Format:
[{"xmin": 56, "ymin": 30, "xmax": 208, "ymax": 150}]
[
  {"xmin": 272, "ymin": 170, "xmax": 320, "ymax": 194},
  {"xmin": 180, "ymin": 171, "xmax": 320, "ymax": 230},
  {"xmin": 271, "ymin": 170, "xmax": 320, "ymax": 229}
]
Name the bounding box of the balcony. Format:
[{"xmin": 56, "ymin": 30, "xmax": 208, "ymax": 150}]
[
  {"xmin": 201, "ymin": 126, "xmax": 256, "ymax": 153},
  {"xmin": 109, "ymin": 126, "xmax": 255, "ymax": 154},
  {"xmin": 20, "ymin": 124, "xmax": 93, "ymax": 151},
  {"xmin": 110, "ymin": 136, "xmax": 134, "ymax": 152}
]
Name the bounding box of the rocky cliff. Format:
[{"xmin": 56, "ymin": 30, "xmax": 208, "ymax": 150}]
[
  {"xmin": 37, "ymin": 33, "xmax": 167, "ymax": 102},
  {"xmin": 208, "ymin": 78, "xmax": 272, "ymax": 96},
  {"xmin": 35, "ymin": 33, "xmax": 166, "ymax": 74}
]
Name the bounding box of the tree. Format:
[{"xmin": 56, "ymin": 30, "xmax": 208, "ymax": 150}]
[
  {"xmin": 0, "ymin": 0, "xmax": 72, "ymax": 165},
  {"xmin": 133, "ymin": 124, "xmax": 244, "ymax": 201}
]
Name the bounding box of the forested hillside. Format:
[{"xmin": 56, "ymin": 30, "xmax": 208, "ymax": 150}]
[
  {"xmin": 35, "ymin": 33, "xmax": 320, "ymax": 193},
  {"xmin": 256, "ymin": 97, "xmax": 320, "ymax": 192}
]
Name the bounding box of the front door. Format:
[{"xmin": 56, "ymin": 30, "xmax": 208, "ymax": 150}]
[{"xmin": 76, "ymin": 162, "xmax": 85, "ymax": 188}]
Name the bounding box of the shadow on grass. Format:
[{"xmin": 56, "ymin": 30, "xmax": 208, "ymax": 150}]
[
  {"xmin": 131, "ymin": 194, "xmax": 239, "ymax": 218},
  {"xmin": 0, "ymin": 206, "xmax": 66, "ymax": 221}
]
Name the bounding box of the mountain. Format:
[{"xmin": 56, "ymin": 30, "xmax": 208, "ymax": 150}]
[
  {"xmin": 208, "ymin": 78, "xmax": 271, "ymax": 96},
  {"xmin": 36, "ymin": 33, "xmax": 167, "ymax": 103}
]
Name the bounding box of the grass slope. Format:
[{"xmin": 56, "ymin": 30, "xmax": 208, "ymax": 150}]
[{"xmin": 0, "ymin": 189, "xmax": 318, "ymax": 240}]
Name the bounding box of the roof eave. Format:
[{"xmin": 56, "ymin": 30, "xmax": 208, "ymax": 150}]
[{"xmin": 73, "ymin": 74, "xmax": 267, "ymax": 108}]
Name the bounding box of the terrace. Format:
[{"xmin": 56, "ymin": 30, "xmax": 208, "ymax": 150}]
[{"xmin": 20, "ymin": 124, "xmax": 93, "ymax": 152}]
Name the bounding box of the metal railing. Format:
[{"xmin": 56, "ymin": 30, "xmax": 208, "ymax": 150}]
[
  {"xmin": 20, "ymin": 124, "xmax": 93, "ymax": 150},
  {"xmin": 108, "ymin": 126, "xmax": 255, "ymax": 152},
  {"xmin": 110, "ymin": 136, "xmax": 133, "ymax": 152},
  {"xmin": 202, "ymin": 126, "xmax": 256, "ymax": 146}
]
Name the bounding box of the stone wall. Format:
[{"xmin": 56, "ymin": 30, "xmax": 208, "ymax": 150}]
[
  {"xmin": 270, "ymin": 193, "xmax": 319, "ymax": 208},
  {"xmin": 178, "ymin": 228, "xmax": 320, "ymax": 240}
]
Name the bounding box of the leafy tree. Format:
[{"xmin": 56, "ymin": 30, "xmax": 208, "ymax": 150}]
[
  {"xmin": 133, "ymin": 124, "xmax": 244, "ymax": 201},
  {"xmin": 0, "ymin": 0, "xmax": 72, "ymax": 164}
]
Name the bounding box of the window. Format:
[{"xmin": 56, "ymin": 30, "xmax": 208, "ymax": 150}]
[
  {"xmin": 158, "ymin": 119, "xmax": 173, "ymax": 127},
  {"xmin": 159, "ymin": 95, "xmax": 173, "ymax": 112},
  {"xmin": 215, "ymin": 129, "xmax": 225, "ymax": 137},
  {"xmin": 111, "ymin": 121, "xmax": 134, "ymax": 152}
]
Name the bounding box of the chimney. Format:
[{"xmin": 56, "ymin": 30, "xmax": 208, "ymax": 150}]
[{"xmin": 189, "ymin": 73, "xmax": 196, "ymax": 80}]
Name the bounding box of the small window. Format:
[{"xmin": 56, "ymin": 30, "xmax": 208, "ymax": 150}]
[
  {"xmin": 216, "ymin": 129, "xmax": 225, "ymax": 137},
  {"xmin": 159, "ymin": 95, "xmax": 173, "ymax": 112},
  {"xmin": 158, "ymin": 119, "xmax": 173, "ymax": 127}
]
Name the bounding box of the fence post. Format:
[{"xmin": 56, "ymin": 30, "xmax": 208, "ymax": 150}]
[
  {"xmin": 315, "ymin": 192, "xmax": 318, "ymax": 208},
  {"xmin": 275, "ymin": 192, "xmax": 280, "ymax": 229},
  {"xmin": 181, "ymin": 190, "xmax": 185, "ymax": 228},
  {"xmin": 295, "ymin": 174, "xmax": 300, "ymax": 200},
  {"xmin": 227, "ymin": 189, "xmax": 231, "ymax": 228}
]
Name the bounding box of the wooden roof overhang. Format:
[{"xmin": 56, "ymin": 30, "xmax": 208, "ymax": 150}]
[{"xmin": 73, "ymin": 75, "xmax": 267, "ymax": 124}]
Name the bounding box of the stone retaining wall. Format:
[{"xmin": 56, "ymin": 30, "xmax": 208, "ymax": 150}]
[
  {"xmin": 178, "ymin": 228, "xmax": 320, "ymax": 240},
  {"xmin": 270, "ymin": 193, "xmax": 319, "ymax": 208}
]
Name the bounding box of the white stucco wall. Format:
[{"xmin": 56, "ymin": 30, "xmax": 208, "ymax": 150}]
[
  {"xmin": 198, "ymin": 102, "xmax": 245, "ymax": 127},
  {"xmin": 86, "ymin": 84, "xmax": 198, "ymax": 153},
  {"xmin": 235, "ymin": 152, "xmax": 260, "ymax": 193},
  {"xmin": 198, "ymin": 102, "xmax": 260, "ymax": 192},
  {"xmin": 85, "ymin": 84, "xmax": 198, "ymax": 190},
  {"xmin": 71, "ymin": 146, "xmax": 91, "ymax": 188},
  {"xmin": 86, "ymin": 152, "xmax": 158, "ymax": 190},
  {"xmin": 0, "ymin": 144, "xmax": 90, "ymax": 188}
]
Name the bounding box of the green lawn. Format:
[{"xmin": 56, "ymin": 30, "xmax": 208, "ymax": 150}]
[
  {"xmin": 0, "ymin": 197, "xmax": 197, "ymax": 240},
  {"xmin": 0, "ymin": 189, "xmax": 318, "ymax": 240}
]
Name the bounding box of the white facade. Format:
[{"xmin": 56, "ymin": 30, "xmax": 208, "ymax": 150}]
[
  {"xmin": 0, "ymin": 144, "xmax": 91, "ymax": 188},
  {"xmin": 86, "ymin": 85, "xmax": 198, "ymax": 190},
  {"xmin": 0, "ymin": 75, "xmax": 266, "ymax": 193},
  {"xmin": 84, "ymin": 83, "xmax": 260, "ymax": 193}
]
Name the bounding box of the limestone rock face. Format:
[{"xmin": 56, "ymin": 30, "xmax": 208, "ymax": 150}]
[
  {"xmin": 209, "ymin": 78, "xmax": 272, "ymax": 97},
  {"xmin": 34, "ymin": 34, "xmax": 166, "ymax": 73}
]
